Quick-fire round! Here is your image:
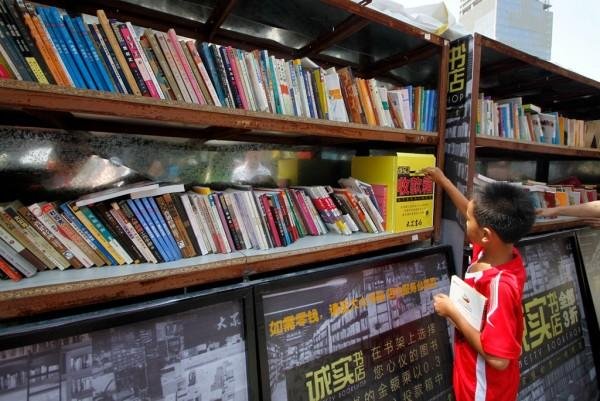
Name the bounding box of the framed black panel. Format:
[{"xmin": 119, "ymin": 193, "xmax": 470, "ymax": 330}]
[
  {"xmin": 254, "ymin": 245, "xmax": 455, "ymax": 401},
  {"xmin": 576, "ymin": 228, "xmax": 600, "ymax": 329},
  {"xmin": 517, "ymin": 231, "xmax": 600, "ymax": 400},
  {"xmin": 0, "ymin": 284, "xmax": 259, "ymax": 401}
]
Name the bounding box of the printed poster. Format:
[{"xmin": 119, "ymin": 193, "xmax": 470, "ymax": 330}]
[{"xmin": 257, "ymin": 250, "xmax": 454, "ymax": 401}]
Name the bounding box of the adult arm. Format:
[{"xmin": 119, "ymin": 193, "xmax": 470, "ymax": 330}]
[{"xmin": 536, "ymin": 200, "xmax": 600, "ymax": 218}]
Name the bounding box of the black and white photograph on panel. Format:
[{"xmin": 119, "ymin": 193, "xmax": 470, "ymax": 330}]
[
  {"xmin": 255, "ymin": 246, "xmax": 455, "ymax": 401},
  {"xmin": 517, "ymin": 232, "xmax": 600, "ymax": 401},
  {"xmin": 0, "ymin": 290, "xmax": 252, "ymax": 401},
  {"xmin": 577, "ymin": 228, "xmax": 600, "ymax": 327}
]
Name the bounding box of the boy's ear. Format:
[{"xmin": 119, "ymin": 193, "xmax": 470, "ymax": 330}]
[{"xmin": 481, "ymin": 227, "xmax": 494, "ymax": 244}]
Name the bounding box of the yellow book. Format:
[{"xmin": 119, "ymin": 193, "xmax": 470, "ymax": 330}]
[
  {"xmin": 554, "ymin": 191, "xmax": 569, "ymax": 207},
  {"xmin": 351, "ymin": 153, "xmax": 435, "ymax": 233},
  {"xmin": 312, "ymin": 69, "xmax": 328, "ymax": 119},
  {"xmin": 356, "ymin": 78, "xmax": 377, "ymax": 125}
]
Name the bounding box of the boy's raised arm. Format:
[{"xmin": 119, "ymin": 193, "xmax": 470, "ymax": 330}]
[{"xmin": 423, "ymin": 167, "xmax": 469, "ymax": 218}]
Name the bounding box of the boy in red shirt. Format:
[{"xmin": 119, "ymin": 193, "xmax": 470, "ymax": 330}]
[{"xmin": 424, "ymin": 167, "xmax": 535, "ymax": 401}]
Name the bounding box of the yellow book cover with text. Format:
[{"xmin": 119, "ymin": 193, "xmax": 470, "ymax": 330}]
[{"xmin": 351, "ymin": 153, "xmax": 435, "ymax": 233}]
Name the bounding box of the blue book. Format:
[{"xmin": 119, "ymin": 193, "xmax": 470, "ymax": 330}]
[
  {"xmin": 36, "ymin": 7, "xmax": 83, "ymax": 88},
  {"xmin": 144, "ymin": 197, "xmax": 182, "ymax": 260},
  {"xmin": 302, "ymin": 69, "xmax": 316, "ymax": 119},
  {"xmin": 127, "ymin": 199, "xmax": 171, "ymax": 262},
  {"xmin": 60, "ymin": 202, "xmax": 117, "ymax": 265},
  {"xmin": 139, "ymin": 198, "xmax": 178, "ymax": 261},
  {"xmin": 198, "ymin": 42, "xmax": 226, "ymax": 106},
  {"xmin": 266, "ymin": 53, "xmax": 283, "ymax": 115},
  {"xmin": 429, "ymin": 90, "xmax": 438, "ymax": 131},
  {"xmin": 73, "ymin": 16, "xmax": 115, "ymax": 92},
  {"xmin": 63, "ymin": 14, "xmax": 103, "ymax": 90},
  {"xmin": 48, "ymin": 8, "xmax": 97, "ymax": 90}
]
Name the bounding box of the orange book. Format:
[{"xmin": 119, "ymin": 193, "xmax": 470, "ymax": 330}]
[
  {"xmin": 19, "ymin": 5, "xmax": 69, "ymax": 86},
  {"xmin": 337, "ymin": 67, "xmax": 364, "ymax": 124},
  {"xmin": 356, "ymin": 78, "xmax": 377, "ymax": 125}
]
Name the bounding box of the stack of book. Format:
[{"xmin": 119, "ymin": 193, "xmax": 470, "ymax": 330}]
[
  {"xmin": 473, "ymin": 174, "xmax": 598, "ymax": 212},
  {"xmin": 0, "ymin": 1, "xmax": 437, "ymax": 130},
  {"xmin": 476, "ymin": 94, "xmax": 591, "ymax": 148},
  {"xmin": 0, "ymin": 179, "xmax": 386, "ymax": 281}
]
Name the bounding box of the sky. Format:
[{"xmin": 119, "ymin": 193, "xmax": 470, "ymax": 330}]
[{"xmin": 393, "ymin": 0, "xmax": 600, "ymax": 82}]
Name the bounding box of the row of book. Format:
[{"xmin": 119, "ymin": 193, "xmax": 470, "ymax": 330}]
[
  {"xmin": 0, "ymin": 1, "xmax": 437, "ymax": 130},
  {"xmin": 476, "ymin": 95, "xmax": 593, "ymax": 148},
  {"xmin": 0, "ymin": 179, "xmax": 385, "ymax": 282},
  {"xmin": 474, "ymin": 174, "xmax": 598, "ymax": 212}
]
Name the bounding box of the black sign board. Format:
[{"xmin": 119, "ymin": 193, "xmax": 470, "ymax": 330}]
[
  {"xmin": 517, "ymin": 232, "xmax": 600, "ymax": 400},
  {"xmin": 0, "ymin": 285, "xmax": 258, "ymax": 401},
  {"xmin": 254, "ymin": 246, "xmax": 455, "ymax": 401},
  {"xmin": 576, "ymin": 228, "xmax": 600, "ymax": 327}
]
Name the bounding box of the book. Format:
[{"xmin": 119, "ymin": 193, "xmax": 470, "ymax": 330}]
[
  {"xmin": 75, "ymin": 181, "xmax": 159, "ymax": 206},
  {"xmin": 130, "ymin": 182, "xmax": 185, "ymax": 199},
  {"xmin": 449, "ymin": 275, "xmax": 487, "ymax": 331},
  {"xmin": 351, "ymin": 153, "xmax": 435, "ymax": 233}
]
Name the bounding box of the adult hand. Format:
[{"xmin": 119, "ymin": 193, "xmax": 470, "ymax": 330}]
[{"xmin": 535, "ymin": 208, "xmax": 557, "ymax": 218}]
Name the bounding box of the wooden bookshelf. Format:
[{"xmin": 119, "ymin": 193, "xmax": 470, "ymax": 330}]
[
  {"xmin": 468, "ymin": 34, "xmax": 599, "ymax": 235},
  {"xmin": 530, "ymin": 217, "xmax": 586, "ymax": 234},
  {"xmin": 0, "ymin": 0, "xmax": 450, "ymax": 317},
  {"xmin": 0, "ymin": 229, "xmax": 432, "ymax": 319}
]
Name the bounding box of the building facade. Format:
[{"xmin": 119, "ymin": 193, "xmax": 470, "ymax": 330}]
[{"xmin": 460, "ymin": 0, "xmax": 553, "ymax": 60}]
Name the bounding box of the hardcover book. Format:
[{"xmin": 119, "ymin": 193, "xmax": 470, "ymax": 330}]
[{"xmin": 449, "ymin": 275, "xmax": 487, "ymax": 331}]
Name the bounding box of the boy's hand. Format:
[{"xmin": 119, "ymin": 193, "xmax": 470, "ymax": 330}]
[
  {"xmin": 433, "ymin": 293, "xmax": 454, "ymax": 318},
  {"xmin": 422, "ymin": 166, "xmax": 447, "ymax": 184}
]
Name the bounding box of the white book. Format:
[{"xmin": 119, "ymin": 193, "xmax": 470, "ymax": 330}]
[
  {"xmin": 246, "ymin": 53, "xmax": 269, "ymax": 112},
  {"xmin": 449, "ymin": 275, "xmax": 487, "ymax": 331},
  {"xmin": 130, "ymin": 183, "xmax": 185, "ymax": 199},
  {"xmin": 75, "ymin": 181, "xmax": 159, "ymax": 207},
  {"xmin": 179, "ymin": 194, "xmax": 209, "ymax": 255},
  {"xmin": 323, "ymin": 68, "xmax": 349, "ymax": 122}
]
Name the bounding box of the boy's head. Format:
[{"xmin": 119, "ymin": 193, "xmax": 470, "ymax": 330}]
[{"xmin": 466, "ymin": 182, "xmax": 535, "ymax": 246}]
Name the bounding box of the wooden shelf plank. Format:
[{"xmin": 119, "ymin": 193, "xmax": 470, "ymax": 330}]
[
  {"xmin": 530, "ymin": 217, "xmax": 587, "ymax": 234},
  {"xmin": 0, "ymin": 229, "xmax": 432, "ymax": 319},
  {"xmin": 0, "ymin": 80, "xmax": 438, "ymax": 145},
  {"xmin": 476, "ymin": 135, "xmax": 600, "ymax": 159}
]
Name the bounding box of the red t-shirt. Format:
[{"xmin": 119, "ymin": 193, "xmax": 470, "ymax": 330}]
[{"xmin": 453, "ymin": 243, "xmax": 525, "ymax": 401}]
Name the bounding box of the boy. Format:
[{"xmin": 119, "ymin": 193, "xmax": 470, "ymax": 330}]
[{"xmin": 424, "ymin": 167, "xmax": 535, "ymax": 401}]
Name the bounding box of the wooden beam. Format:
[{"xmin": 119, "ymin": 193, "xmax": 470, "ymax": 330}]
[
  {"xmin": 361, "ymin": 44, "xmax": 438, "ymax": 78},
  {"xmin": 295, "ymin": 15, "xmax": 370, "ymax": 58},
  {"xmin": 205, "ymin": 0, "xmax": 237, "ymax": 42}
]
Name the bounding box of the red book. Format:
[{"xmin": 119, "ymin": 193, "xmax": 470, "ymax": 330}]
[
  {"xmin": 0, "ymin": 255, "xmax": 23, "ymax": 281},
  {"xmin": 225, "ymin": 46, "xmax": 249, "ymax": 110},
  {"xmin": 259, "ymin": 194, "xmax": 281, "ymax": 247}
]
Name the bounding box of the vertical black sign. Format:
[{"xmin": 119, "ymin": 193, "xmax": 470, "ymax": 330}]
[{"xmin": 576, "ymin": 228, "xmax": 600, "ymax": 326}]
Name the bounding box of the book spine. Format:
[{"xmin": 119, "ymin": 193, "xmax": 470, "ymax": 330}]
[
  {"xmin": 117, "ymin": 200, "xmax": 163, "ymax": 263},
  {"xmin": 109, "ymin": 204, "xmax": 156, "ymax": 263},
  {"xmin": 6, "ymin": 204, "xmax": 64, "ymax": 269},
  {"xmin": 62, "ymin": 14, "xmax": 103, "ymax": 90},
  {"xmin": 110, "ymin": 20, "xmax": 149, "ymax": 96},
  {"xmin": 142, "ymin": 197, "xmax": 181, "ymax": 260},
  {"xmin": 145, "ymin": 29, "xmax": 181, "ymax": 100},
  {"xmin": 155, "ymin": 195, "xmax": 193, "ymax": 258},
  {"xmin": 259, "ymin": 194, "xmax": 281, "ymax": 247},
  {"xmin": 0, "ymin": 206, "xmax": 48, "ymax": 270},
  {"xmin": 88, "ymin": 202, "xmax": 140, "ymax": 264},
  {"xmin": 179, "ymin": 194, "xmax": 209, "ymax": 255},
  {"xmin": 215, "ymin": 193, "xmax": 241, "ymax": 251},
  {"xmin": 42, "ymin": 203, "xmax": 97, "ymax": 267},
  {"xmin": 60, "ymin": 203, "xmax": 114, "ymax": 265},
  {"xmin": 210, "ymin": 44, "xmax": 235, "ymax": 108},
  {"xmin": 52, "ymin": 9, "xmax": 97, "ymax": 89},
  {"xmin": 232, "ymin": 192, "xmax": 257, "ymax": 248},
  {"xmin": 4, "ymin": 0, "xmax": 53, "ymax": 83},
  {"xmin": 0, "ymin": 236, "xmax": 36, "ymax": 277},
  {"xmin": 187, "ymin": 41, "xmax": 220, "ymax": 106},
  {"xmin": 0, "ymin": 4, "xmax": 31, "ymax": 80},
  {"xmin": 127, "ymin": 199, "xmax": 171, "ymax": 262},
  {"xmin": 166, "ymin": 28, "xmax": 202, "ymax": 104},
  {"xmin": 291, "ymin": 189, "xmax": 318, "ymax": 236},
  {"xmin": 190, "ymin": 194, "xmax": 216, "ymax": 253},
  {"xmin": 253, "ymin": 193, "xmax": 275, "ymax": 248},
  {"xmin": 74, "ymin": 16, "xmax": 115, "ymax": 92},
  {"xmin": 227, "ymin": 47, "xmax": 249, "ymax": 109},
  {"xmin": 92, "ymin": 22, "xmax": 130, "ymax": 93},
  {"xmin": 125, "ymin": 22, "xmax": 163, "ymax": 98},
  {"xmin": 139, "ymin": 35, "xmax": 172, "ymax": 99},
  {"xmin": 219, "ymin": 45, "xmax": 243, "ymax": 108},
  {"xmin": 268, "ymin": 193, "xmax": 290, "ymax": 246},
  {"xmin": 0, "ymin": 254, "xmax": 23, "ymax": 281},
  {"xmin": 96, "ymin": 9, "xmax": 140, "ymax": 95},
  {"xmin": 79, "ymin": 205, "xmax": 132, "ymax": 264},
  {"xmin": 156, "ymin": 31, "xmax": 191, "ymax": 103},
  {"xmin": 207, "ymin": 194, "xmax": 231, "ymax": 253},
  {"xmin": 180, "ymin": 39, "xmax": 211, "ymax": 105}
]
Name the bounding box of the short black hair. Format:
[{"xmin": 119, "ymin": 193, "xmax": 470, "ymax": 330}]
[{"xmin": 473, "ymin": 182, "xmax": 535, "ymax": 244}]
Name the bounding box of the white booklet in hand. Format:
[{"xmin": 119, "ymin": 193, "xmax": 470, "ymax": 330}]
[{"xmin": 449, "ymin": 275, "xmax": 488, "ymax": 331}]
